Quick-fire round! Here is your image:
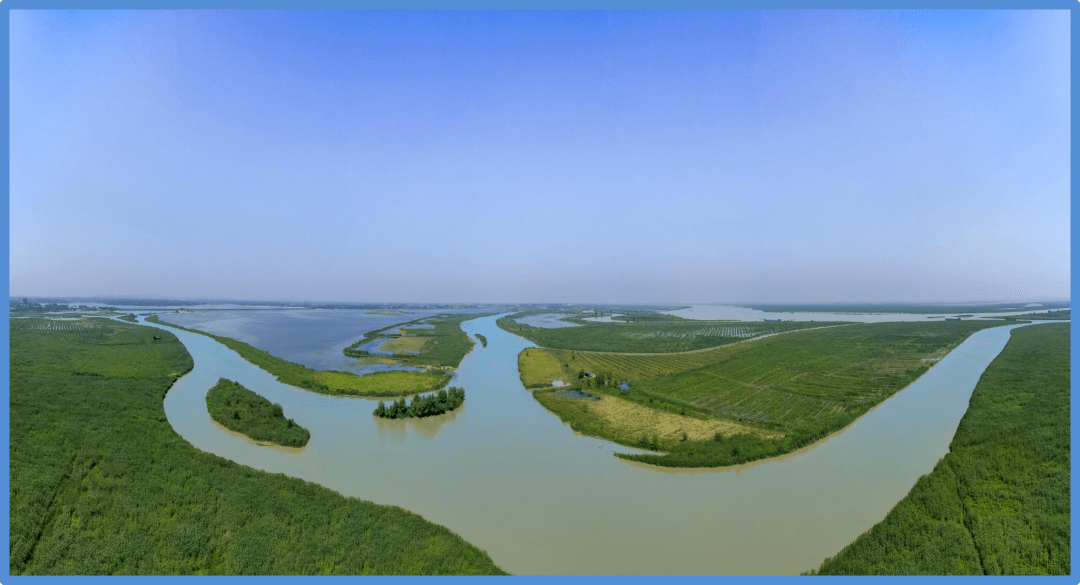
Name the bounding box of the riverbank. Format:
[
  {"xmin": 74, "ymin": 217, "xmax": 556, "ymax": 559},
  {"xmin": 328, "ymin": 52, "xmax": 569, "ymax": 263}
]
[
  {"xmin": 812, "ymin": 322, "xmax": 1070, "ymax": 575},
  {"xmin": 9, "ymin": 317, "xmax": 505, "ymax": 575},
  {"xmin": 148, "ymin": 314, "xmax": 450, "ymax": 397},
  {"xmin": 520, "ymin": 320, "xmax": 1006, "ymax": 467}
]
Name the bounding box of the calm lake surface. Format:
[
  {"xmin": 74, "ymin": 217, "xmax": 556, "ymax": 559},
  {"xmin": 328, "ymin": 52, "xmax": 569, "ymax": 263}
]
[
  {"xmin": 666, "ymin": 303, "xmax": 1060, "ymax": 323},
  {"xmin": 157, "ymin": 309, "xmax": 482, "ymax": 374},
  {"xmin": 145, "ymin": 312, "xmax": 1030, "ymax": 574}
]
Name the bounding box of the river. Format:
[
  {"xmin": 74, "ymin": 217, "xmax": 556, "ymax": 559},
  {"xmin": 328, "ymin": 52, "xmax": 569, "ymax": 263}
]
[{"xmin": 140, "ymin": 312, "xmax": 1032, "ymax": 574}]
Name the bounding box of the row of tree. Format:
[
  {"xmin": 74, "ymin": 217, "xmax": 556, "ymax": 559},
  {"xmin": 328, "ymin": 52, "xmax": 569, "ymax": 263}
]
[{"xmin": 374, "ymin": 387, "xmax": 465, "ymax": 419}]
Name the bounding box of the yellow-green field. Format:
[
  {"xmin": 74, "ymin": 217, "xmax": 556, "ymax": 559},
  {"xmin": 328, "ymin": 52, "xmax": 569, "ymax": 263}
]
[
  {"xmin": 522, "ymin": 320, "xmax": 1008, "ymax": 467},
  {"xmin": 534, "ymin": 389, "xmax": 779, "ymax": 450},
  {"xmin": 518, "ymin": 329, "xmax": 806, "ymax": 388},
  {"xmin": 518, "ymin": 348, "xmax": 569, "ymax": 388},
  {"xmin": 380, "ymin": 336, "xmax": 431, "ymax": 353}
]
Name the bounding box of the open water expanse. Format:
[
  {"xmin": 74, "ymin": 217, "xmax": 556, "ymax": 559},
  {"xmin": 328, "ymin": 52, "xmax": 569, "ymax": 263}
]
[
  {"xmin": 666, "ymin": 304, "xmax": 1060, "ymax": 322},
  {"xmin": 143, "ymin": 311, "xmax": 1034, "ymax": 574},
  {"xmin": 157, "ymin": 308, "xmax": 483, "ymax": 374}
]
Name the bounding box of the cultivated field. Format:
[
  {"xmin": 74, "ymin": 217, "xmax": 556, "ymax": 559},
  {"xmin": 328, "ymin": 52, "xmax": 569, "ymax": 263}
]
[
  {"xmin": 499, "ymin": 309, "xmax": 845, "ymax": 353},
  {"xmin": 10, "ymin": 317, "xmax": 106, "ymax": 331},
  {"xmin": 521, "ymin": 320, "xmax": 1008, "ymax": 466}
]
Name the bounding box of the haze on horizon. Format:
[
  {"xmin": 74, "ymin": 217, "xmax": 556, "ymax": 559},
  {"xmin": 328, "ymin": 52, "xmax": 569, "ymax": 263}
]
[{"xmin": 10, "ymin": 10, "xmax": 1070, "ymax": 305}]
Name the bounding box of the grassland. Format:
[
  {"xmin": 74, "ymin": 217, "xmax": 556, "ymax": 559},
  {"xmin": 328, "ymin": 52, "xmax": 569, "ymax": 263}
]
[
  {"xmin": 475, "ymin": 333, "xmax": 487, "ymax": 348},
  {"xmin": 10, "ymin": 317, "xmax": 505, "ymax": 575},
  {"xmin": 343, "ymin": 313, "xmax": 491, "ymax": 368},
  {"xmin": 379, "ymin": 336, "xmax": 430, "ymax": 353},
  {"xmin": 147, "ymin": 315, "xmax": 450, "ymax": 397},
  {"xmin": 206, "ymin": 378, "xmax": 310, "ymax": 448},
  {"xmin": 520, "ymin": 320, "xmax": 1007, "ymax": 466},
  {"xmin": 498, "ymin": 310, "xmax": 845, "ymax": 353},
  {"xmin": 812, "ymin": 323, "xmax": 1069, "ymax": 575},
  {"xmin": 534, "ymin": 389, "xmax": 778, "ymax": 448}
]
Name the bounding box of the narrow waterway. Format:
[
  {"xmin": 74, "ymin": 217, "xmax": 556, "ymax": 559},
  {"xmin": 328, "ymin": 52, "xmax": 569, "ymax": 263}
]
[{"xmin": 144, "ymin": 313, "xmax": 1029, "ymax": 575}]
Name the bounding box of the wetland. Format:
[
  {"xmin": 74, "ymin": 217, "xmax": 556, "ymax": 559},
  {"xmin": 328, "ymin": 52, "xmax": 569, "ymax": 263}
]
[{"xmin": 134, "ymin": 309, "xmax": 1045, "ymax": 574}]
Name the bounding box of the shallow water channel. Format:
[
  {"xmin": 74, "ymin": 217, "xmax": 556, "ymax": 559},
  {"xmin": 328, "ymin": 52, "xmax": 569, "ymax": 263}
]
[{"xmin": 145, "ymin": 313, "xmax": 1029, "ymax": 575}]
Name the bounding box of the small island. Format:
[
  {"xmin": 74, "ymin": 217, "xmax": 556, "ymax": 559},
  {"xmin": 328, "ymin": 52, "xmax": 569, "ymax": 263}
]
[
  {"xmin": 374, "ymin": 386, "xmax": 465, "ymax": 419},
  {"xmin": 206, "ymin": 378, "xmax": 310, "ymax": 447},
  {"xmin": 475, "ymin": 333, "xmax": 487, "ymax": 347}
]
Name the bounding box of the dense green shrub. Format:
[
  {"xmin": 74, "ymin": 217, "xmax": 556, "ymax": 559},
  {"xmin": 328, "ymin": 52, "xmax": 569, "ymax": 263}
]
[
  {"xmin": 9, "ymin": 319, "xmax": 505, "ymax": 575},
  {"xmin": 374, "ymin": 387, "xmax": 465, "ymax": 419},
  {"xmin": 206, "ymin": 378, "xmax": 310, "ymax": 447}
]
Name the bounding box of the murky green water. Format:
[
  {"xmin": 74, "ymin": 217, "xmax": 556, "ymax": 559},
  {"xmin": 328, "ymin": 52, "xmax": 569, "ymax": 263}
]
[{"xmin": 145, "ymin": 313, "xmax": 1029, "ymax": 575}]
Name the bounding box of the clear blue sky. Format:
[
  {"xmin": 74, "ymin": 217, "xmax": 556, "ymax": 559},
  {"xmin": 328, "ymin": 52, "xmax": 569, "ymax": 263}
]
[{"xmin": 10, "ymin": 9, "xmax": 1070, "ymax": 304}]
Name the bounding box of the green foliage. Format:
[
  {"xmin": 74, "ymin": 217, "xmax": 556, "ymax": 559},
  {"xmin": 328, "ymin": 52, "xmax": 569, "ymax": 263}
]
[
  {"xmin": 206, "ymin": 378, "xmax": 310, "ymax": 447},
  {"xmin": 744, "ymin": 301, "xmax": 1072, "ymax": 314},
  {"xmin": 497, "ymin": 310, "xmax": 847, "ymax": 353},
  {"xmin": 812, "ymin": 323, "xmax": 1069, "ymax": 575},
  {"xmin": 9, "ymin": 318, "xmax": 506, "ymax": 575},
  {"xmin": 374, "ymin": 387, "xmax": 465, "ymax": 419},
  {"xmin": 147, "ymin": 315, "xmax": 448, "ymax": 397},
  {"xmin": 474, "ymin": 333, "xmax": 487, "ymax": 348},
  {"xmin": 521, "ymin": 320, "xmax": 1005, "ymax": 468},
  {"xmin": 117, "ymin": 314, "xmax": 139, "ymax": 323},
  {"xmin": 343, "ymin": 313, "xmax": 492, "ymax": 368}
]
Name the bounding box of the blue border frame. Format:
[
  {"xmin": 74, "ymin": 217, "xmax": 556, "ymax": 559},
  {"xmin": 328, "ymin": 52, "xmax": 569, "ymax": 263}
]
[{"xmin": 2, "ymin": 0, "xmax": 1075, "ymax": 582}]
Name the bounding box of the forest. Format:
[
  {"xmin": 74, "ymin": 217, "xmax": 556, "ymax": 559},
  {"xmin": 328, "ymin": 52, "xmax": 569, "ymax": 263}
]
[
  {"xmin": 812, "ymin": 323, "xmax": 1069, "ymax": 575},
  {"xmin": 9, "ymin": 317, "xmax": 505, "ymax": 575},
  {"xmin": 374, "ymin": 387, "xmax": 466, "ymax": 419}
]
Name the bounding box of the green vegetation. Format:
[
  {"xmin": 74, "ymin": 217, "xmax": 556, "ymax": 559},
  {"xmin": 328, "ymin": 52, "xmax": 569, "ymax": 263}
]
[
  {"xmin": 343, "ymin": 313, "xmax": 491, "ymax": 368},
  {"xmin": 206, "ymin": 378, "xmax": 310, "ymax": 447},
  {"xmin": 991, "ymin": 309, "xmax": 1070, "ymax": 321},
  {"xmin": 147, "ymin": 314, "xmax": 449, "ymax": 397},
  {"xmin": 117, "ymin": 314, "xmax": 139, "ymax": 323},
  {"xmin": 498, "ymin": 310, "xmax": 846, "ymax": 353},
  {"xmin": 812, "ymin": 323, "xmax": 1069, "ymax": 575},
  {"xmin": 374, "ymin": 387, "xmax": 466, "ymax": 419},
  {"xmin": 10, "ymin": 317, "xmax": 505, "ymax": 574},
  {"xmin": 521, "ymin": 321, "xmax": 1007, "ymax": 466},
  {"xmin": 744, "ymin": 301, "xmax": 1071, "ymax": 314},
  {"xmin": 475, "ymin": 333, "xmax": 487, "ymax": 348}
]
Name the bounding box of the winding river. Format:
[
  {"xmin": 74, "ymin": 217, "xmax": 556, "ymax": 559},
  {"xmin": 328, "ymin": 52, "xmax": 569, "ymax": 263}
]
[{"xmin": 140, "ymin": 313, "xmax": 1032, "ymax": 575}]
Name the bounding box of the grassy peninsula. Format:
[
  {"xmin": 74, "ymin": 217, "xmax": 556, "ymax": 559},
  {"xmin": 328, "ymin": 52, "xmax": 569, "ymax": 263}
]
[
  {"xmin": 812, "ymin": 322, "xmax": 1069, "ymax": 575},
  {"xmin": 147, "ymin": 314, "xmax": 450, "ymax": 397},
  {"xmin": 343, "ymin": 313, "xmax": 491, "ymax": 368},
  {"xmin": 10, "ymin": 317, "xmax": 505, "ymax": 575},
  {"xmin": 206, "ymin": 378, "xmax": 310, "ymax": 447},
  {"xmin": 519, "ymin": 320, "xmax": 1007, "ymax": 467}
]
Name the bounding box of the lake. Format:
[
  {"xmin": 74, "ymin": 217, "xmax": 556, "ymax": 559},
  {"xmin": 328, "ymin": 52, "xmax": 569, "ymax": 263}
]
[
  {"xmin": 144, "ymin": 311, "xmax": 1031, "ymax": 574},
  {"xmin": 666, "ymin": 303, "xmax": 1060, "ymax": 323}
]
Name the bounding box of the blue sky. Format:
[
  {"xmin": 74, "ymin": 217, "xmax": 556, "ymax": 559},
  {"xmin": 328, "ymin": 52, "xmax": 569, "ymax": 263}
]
[{"xmin": 10, "ymin": 9, "xmax": 1070, "ymax": 303}]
